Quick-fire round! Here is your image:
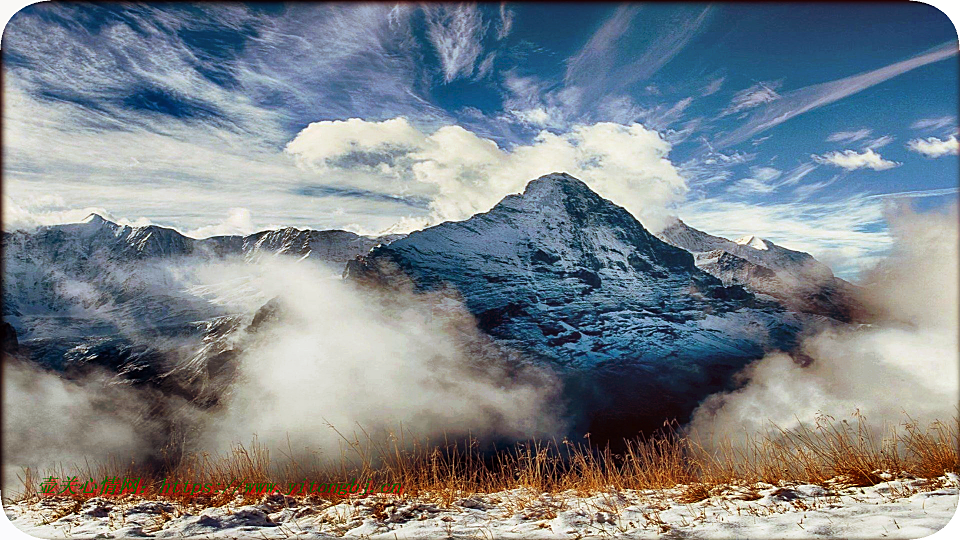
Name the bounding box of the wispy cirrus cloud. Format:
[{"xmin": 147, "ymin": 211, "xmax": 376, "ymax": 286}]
[
  {"xmin": 726, "ymin": 166, "xmax": 782, "ymax": 195},
  {"xmin": 715, "ymin": 43, "xmax": 958, "ymax": 147},
  {"xmin": 564, "ymin": 5, "xmax": 712, "ymax": 110},
  {"xmin": 812, "ymin": 149, "xmax": 900, "ymax": 171},
  {"xmin": 496, "ymin": 3, "xmax": 515, "ymax": 40},
  {"xmin": 863, "ymin": 135, "xmax": 894, "ymax": 150},
  {"xmin": 424, "ymin": 4, "xmax": 487, "ymax": 83},
  {"xmin": 1, "ymin": 3, "xmax": 458, "ymax": 233},
  {"xmin": 724, "ymin": 161, "xmax": 826, "ymax": 197},
  {"xmin": 911, "ymin": 116, "xmax": 957, "ymax": 132},
  {"xmin": 907, "ymin": 135, "xmax": 959, "ymax": 157},
  {"xmin": 701, "ymin": 77, "xmax": 725, "ymax": 96},
  {"xmin": 721, "ymin": 81, "xmax": 780, "ymax": 116},
  {"xmin": 679, "ymin": 146, "xmax": 755, "ymax": 189},
  {"xmin": 826, "ymin": 129, "xmax": 873, "ymax": 143}
]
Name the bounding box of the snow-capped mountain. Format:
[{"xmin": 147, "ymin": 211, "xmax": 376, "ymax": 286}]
[
  {"xmin": 657, "ymin": 219, "xmax": 863, "ymax": 321},
  {"xmin": 1, "ymin": 216, "xmax": 399, "ymax": 377},
  {"xmin": 2, "ymin": 215, "xmax": 397, "ymax": 320},
  {"xmin": 2, "ymin": 174, "xmax": 854, "ymax": 443},
  {"xmin": 347, "ymin": 173, "xmax": 813, "ymax": 439}
]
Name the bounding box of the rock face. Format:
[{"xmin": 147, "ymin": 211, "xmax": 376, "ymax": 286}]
[
  {"xmin": 347, "ymin": 173, "xmax": 808, "ymax": 440},
  {"xmin": 658, "ymin": 219, "xmax": 863, "ymax": 321}
]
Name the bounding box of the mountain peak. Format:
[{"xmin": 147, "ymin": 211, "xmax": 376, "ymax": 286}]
[
  {"xmin": 735, "ymin": 235, "xmax": 769, "ymax": 251},
  {"xmin": 522, "ymin": 172, "xmax": 595, "ymax": 198},
  {"xmin": 80, "ymin": 213, "xmax": 114, "ymax": 226},
  {"xmin": 496, "ymin": 173, "xmax": 633, "ymax": 231},
  {"xmin": 526, "ymin": 171, "xmax": 586, "ymax": 188}
]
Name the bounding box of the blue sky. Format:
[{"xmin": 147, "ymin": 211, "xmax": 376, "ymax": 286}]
[{"xmin": 2, "ymin": 2, "xmax": 958, "ymax": 278}]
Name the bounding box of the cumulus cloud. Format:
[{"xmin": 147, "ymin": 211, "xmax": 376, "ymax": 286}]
[
  {"xmin": 184, "ymin": 208, "xmax": 256, "ymax": 239},
  {"xmin": 907, "ymin": 135, "xmax": 959, "ymax": 158},
  {"xmin": 811, "ymin": 148, "xmax": 900, "ymax": 171},
  {"xmin": 285, "ymin": 117, "xmax": 688, "ymax": 232},
  {"xmin": 689, "ymin": 203, "xmax": 959, "ymax": 441},
  {"xmin": 284, "ymin": 118, "xmax": 427, "ymax": 169}
]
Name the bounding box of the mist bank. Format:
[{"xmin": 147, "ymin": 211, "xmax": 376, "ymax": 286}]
[
  {"xmin": 2, "ymin": 256, "xmax": 564, "ymax": 493},
  {"xmin": 689, "ymin": 202, "xmax": 959, "ymax": 443}
]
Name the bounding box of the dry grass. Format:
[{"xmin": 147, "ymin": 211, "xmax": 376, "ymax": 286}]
[{"xmin": 10, "ymin": 412, "xmax": 959, "ymax": 507}]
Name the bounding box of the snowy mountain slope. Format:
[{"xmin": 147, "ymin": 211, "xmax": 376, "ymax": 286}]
[
  {"xmin": 658, "ymin": 219, "xmax": 863, "ymax": 321},
  {"xmin": 346, "ymin": 173, "xmax": 811, "ymax": 439}
]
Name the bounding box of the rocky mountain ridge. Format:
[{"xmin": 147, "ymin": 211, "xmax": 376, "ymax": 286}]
[
  {"xmin": 657, "ymin": 218, "xmax": 863, "ymax": 321},
  {"xmin": 346, "ymin": 173, "xmax": 820, "ymax": 438}
]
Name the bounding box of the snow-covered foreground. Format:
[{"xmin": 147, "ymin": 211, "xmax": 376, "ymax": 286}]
[{"xmin": 5, "ymin": 476, "xmax": 958, "ymax": 539}]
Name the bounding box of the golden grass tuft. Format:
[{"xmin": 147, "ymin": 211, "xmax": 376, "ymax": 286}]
[{"xmin": 8, "ymin": 412, "xmax": 958, "ymax": 507}]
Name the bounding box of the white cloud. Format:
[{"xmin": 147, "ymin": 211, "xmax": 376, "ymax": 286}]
[
  {"xmin": 911, "ymin": 116, "xmax": 957, "ymax": 132},
  {"xmin": 496, "ymin": 3, "xmax": 515, "ymax": 40},
  {"xmin": 2, "ymin": 194, "xmax": 152, "ymax": 231},
  {"xmin": 811, "ymin": 148, "xmax": 900, "ymax": 171},
  {"xmin": 564, "ymin": 5, "xmax": 711, "ymax": 109},
  {"xmin": 637, "ymin": 97, "xmax": 694, "ymax": 132},
  {"xmin": 475, "ymin": 52, "xmax": 497, "ymax": 79},
  {"xmin": 424, "ymin": 5, "xmax": 487, "ymax": 83},
  {"xmin": 726, "ymin": 166, "xmax": 782, "ymax": 195},
  {"xmin": 285, "ymin": 117, "xmax": 688, "ymax": 232},
  {"xmin": 701, "ymin": 77, "xmax": 725, "ymax": 96},
  {"xmin": 499, "ymin": 71, "xmax": 577, "ymax": 130},
  {"xmin": 283, "ymin": 118, "xmax": 427, "ymax": 169},
  {"xmin": 826, "ymin": 128, "xmax": 872, "ymax": 143},
  {"xmin": 907, "ymin": 135, "xmax": 959, "ymax": 158},
  {"xmin": 509, "ymin": 107, "xmax": 556, "ymax": 127},
  {"xmin": 863, "ymin": 135, "xmax": 894, "ymax": 150},
  {"xmin": 1, "ymin": 4, "xmax": 460, "ymax": 235},
  {"xmin": 778, "ymin": 162, "xmax": 819, "ymax": 187},
  {"xmin": 722, "ymin": 81, "xmax": 780, "ymax": 115},
  {"xmin": 866, "ymin": 187, "xmax": 960, "ymax": 200},
  {"xmin": 680, "ymin": 148, "xmax": 755, "ymax": 188},
  {"xmin": 184, "ymin": 208, "xmax": 255, "ymax": 239},
  {"xmin": 715, "ymin": 43, "xmax": 957, "ymax": 147}
]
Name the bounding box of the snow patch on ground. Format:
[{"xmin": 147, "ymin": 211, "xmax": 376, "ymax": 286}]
[{"xmin": 5, "ymin": 476, "xmax": 958, "ymax": 538}]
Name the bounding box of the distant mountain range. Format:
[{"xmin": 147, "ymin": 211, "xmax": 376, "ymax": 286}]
[
  {"xmin": 2, "ymin": 215, "xmax": 399, "ymax": 325},
  {"xmin": 657, "ymin": 218, "xmax": 863, "ymax": 322},
  {"xmin": 2, "ymin": 173, "xmax": 861, "ymax": 443}
]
